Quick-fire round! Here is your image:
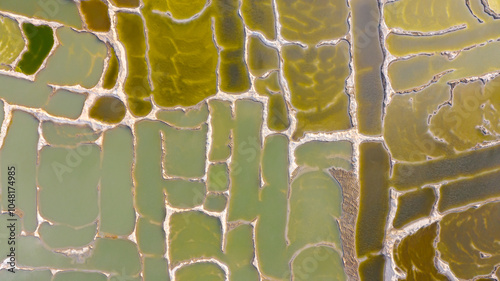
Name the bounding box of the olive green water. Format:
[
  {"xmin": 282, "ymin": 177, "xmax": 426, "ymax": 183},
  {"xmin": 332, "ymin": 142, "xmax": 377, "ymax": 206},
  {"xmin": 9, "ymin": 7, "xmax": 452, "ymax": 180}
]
[{"xmin": 1, "ymin": 0, "xmax": 500, "ymax": 280}]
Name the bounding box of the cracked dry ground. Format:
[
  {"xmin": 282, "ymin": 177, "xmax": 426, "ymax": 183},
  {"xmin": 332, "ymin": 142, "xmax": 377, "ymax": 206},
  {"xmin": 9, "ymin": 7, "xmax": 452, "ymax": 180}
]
[{"xmin": 0, "ymin": 0, "xmax": 500, "ymax": 280}]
